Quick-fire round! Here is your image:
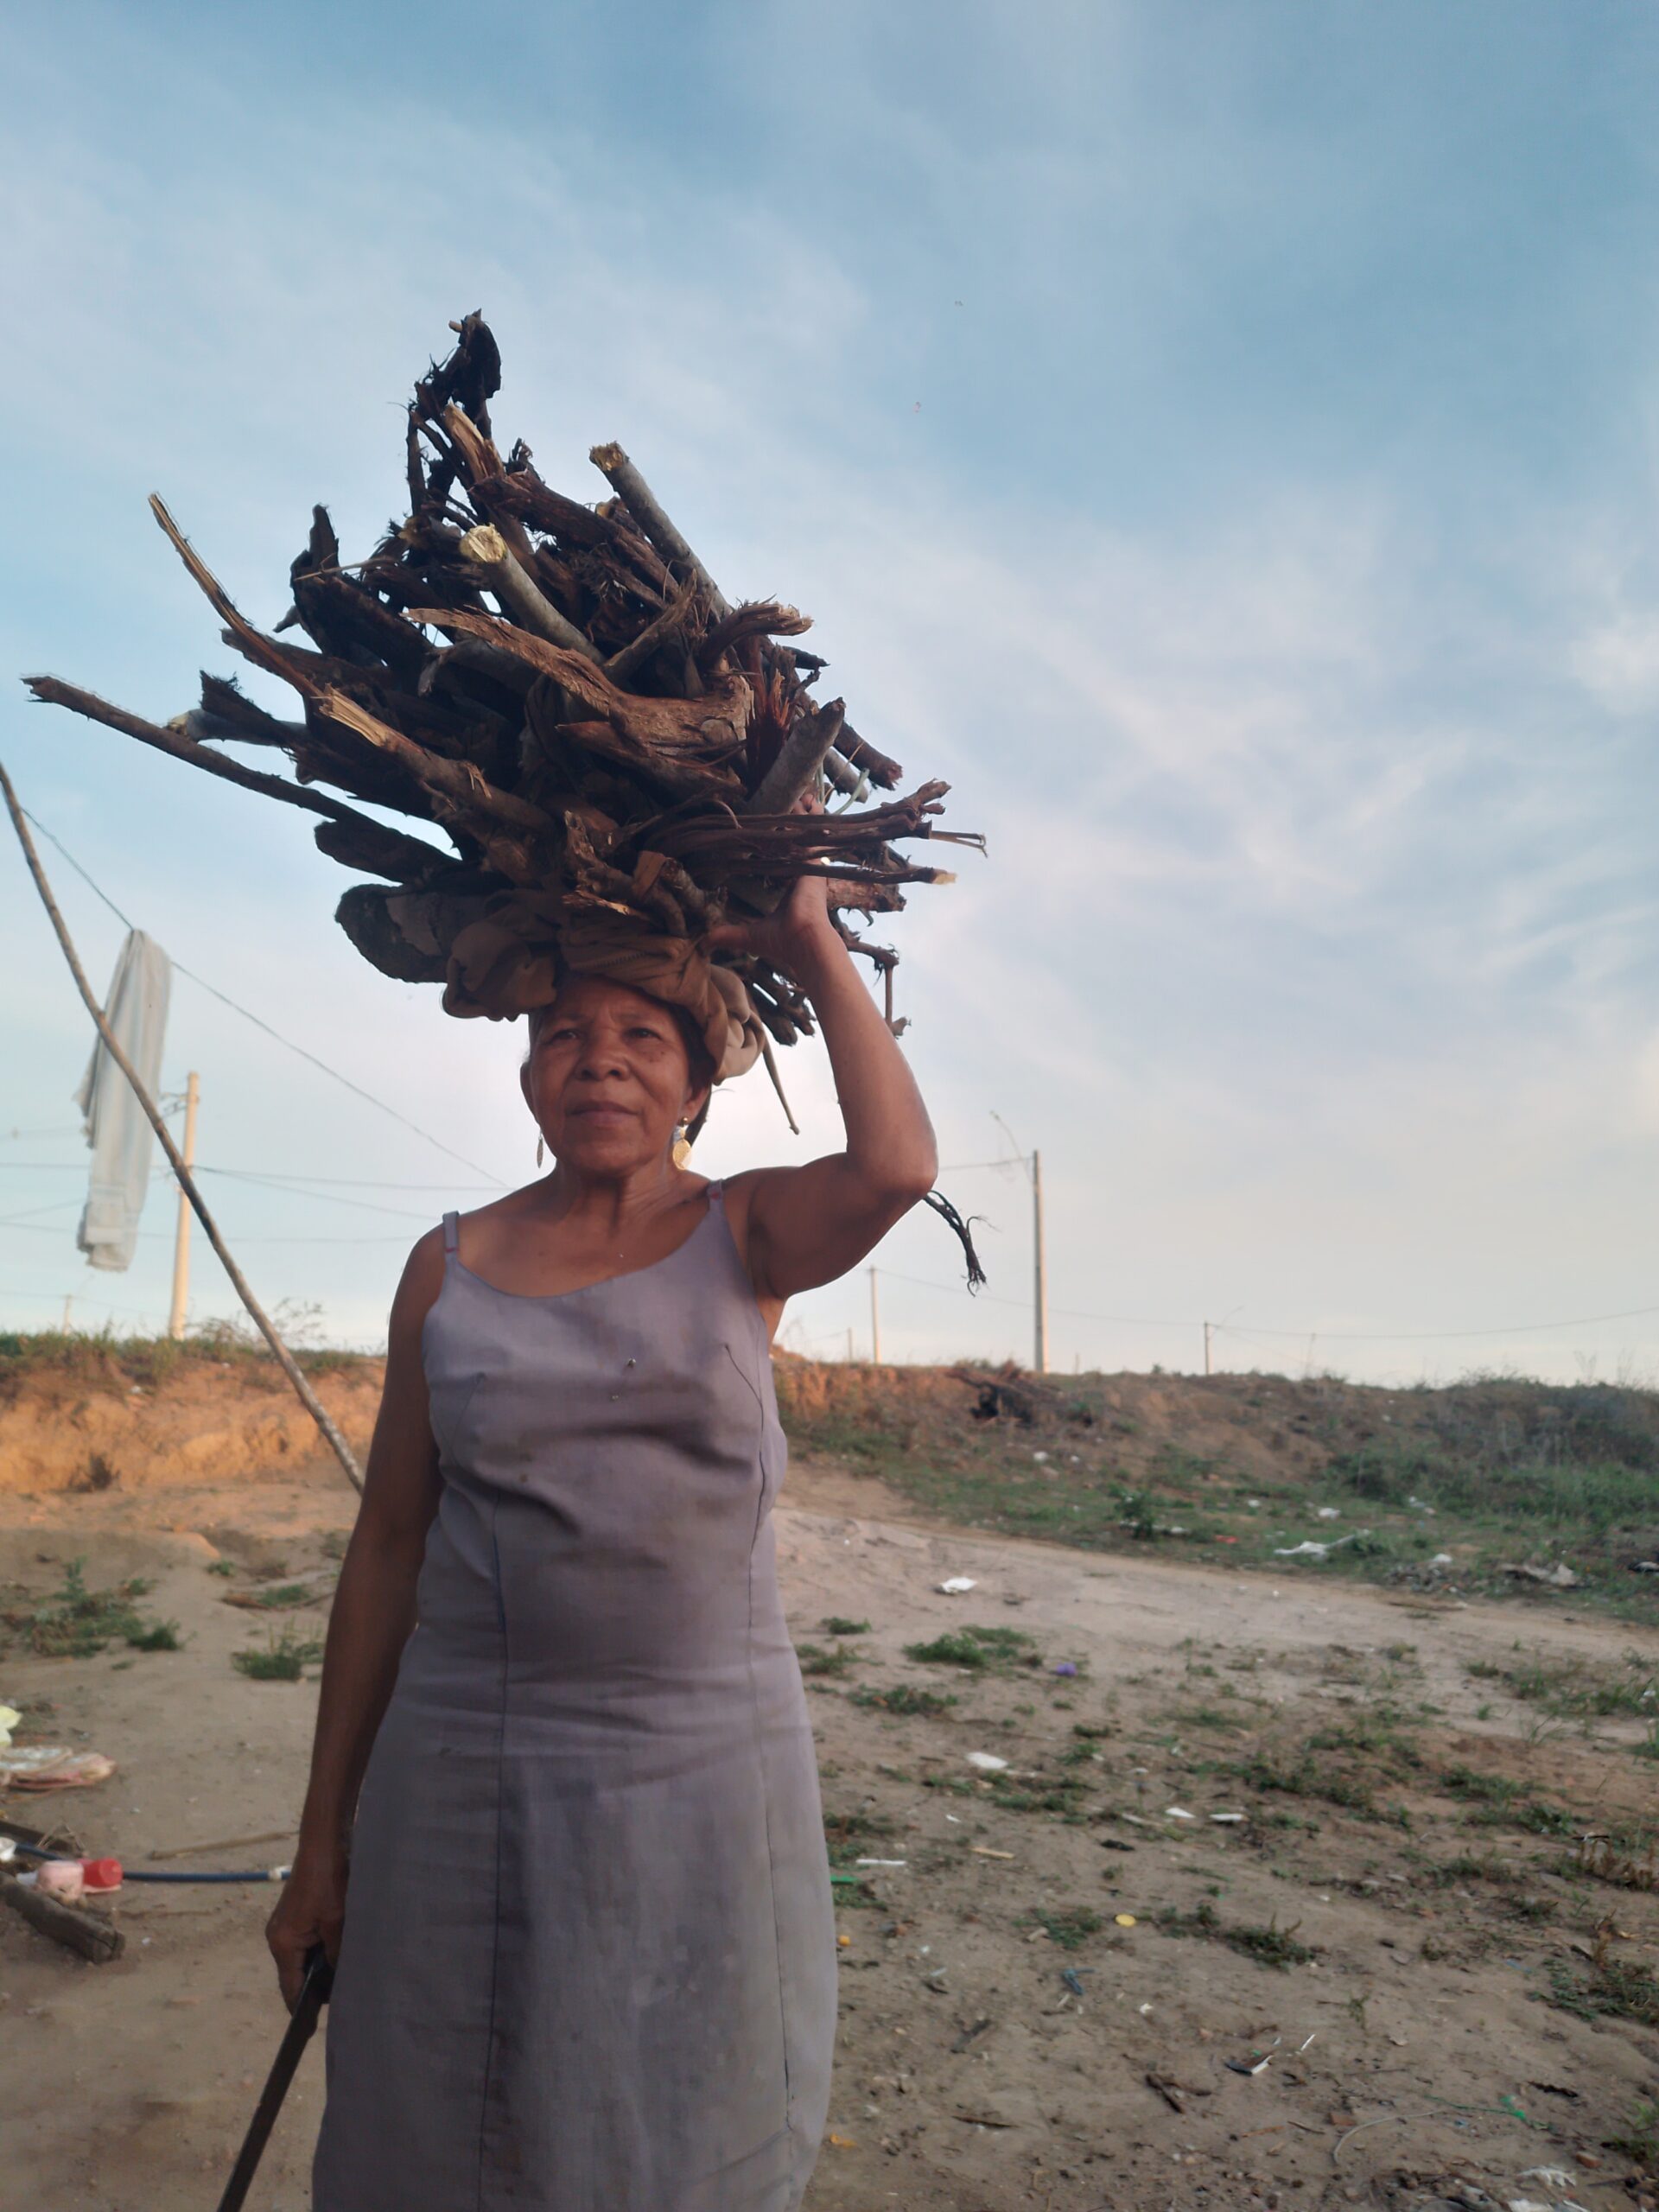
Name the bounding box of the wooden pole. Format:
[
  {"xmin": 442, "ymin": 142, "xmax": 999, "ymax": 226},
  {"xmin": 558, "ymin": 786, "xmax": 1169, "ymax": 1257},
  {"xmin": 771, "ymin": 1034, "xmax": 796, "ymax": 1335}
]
[
  {"xmin": 168, "ymin": 1070, "xmax": 200, "ymax": 1340},
  {"xmin": 1032, "ymin": 1148, "xmax": 1048, "ymax": 1374},
  {"xmin": 869, "ymin": 1267, "xmax": 881, "ymax": 1365},
  {"xmin": 1035, "ymin": 1150, "xmax": 1044, "ymax": 1371},
  {"xmin": 0, "ymin": 763, "xmax": 365, "ymax": 1494},
  {"xmin": 1204, "ymin": 1320, "xmax": 1212, "ymax": 1376}
]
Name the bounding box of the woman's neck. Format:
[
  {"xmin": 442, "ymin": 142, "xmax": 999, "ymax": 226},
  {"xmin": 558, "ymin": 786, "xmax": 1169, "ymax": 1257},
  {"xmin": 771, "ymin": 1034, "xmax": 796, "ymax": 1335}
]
[{"xmin": 535, "ymin": 1159, "xmax": 696, "ymax": 1236}]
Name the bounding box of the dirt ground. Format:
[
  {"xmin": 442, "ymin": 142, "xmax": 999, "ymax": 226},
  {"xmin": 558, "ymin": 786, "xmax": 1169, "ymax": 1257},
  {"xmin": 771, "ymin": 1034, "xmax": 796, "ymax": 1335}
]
[{"xmin": 3, "ymin": 1420, "xmax": 1659, "ymax": 2211}]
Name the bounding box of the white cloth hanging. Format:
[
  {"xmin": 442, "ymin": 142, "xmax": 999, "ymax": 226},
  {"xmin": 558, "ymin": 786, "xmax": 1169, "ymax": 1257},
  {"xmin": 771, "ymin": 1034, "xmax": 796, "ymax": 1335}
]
[{"xmin": 74, "ymin": 930, "xmax": 171, "ymax": 1272}]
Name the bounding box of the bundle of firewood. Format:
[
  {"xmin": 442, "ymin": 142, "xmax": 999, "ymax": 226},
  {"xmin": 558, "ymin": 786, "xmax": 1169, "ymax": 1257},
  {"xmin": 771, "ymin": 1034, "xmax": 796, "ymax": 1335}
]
[{"xmin": 25, "ymin": 314, "xmax": 980, "ymax": 1093}]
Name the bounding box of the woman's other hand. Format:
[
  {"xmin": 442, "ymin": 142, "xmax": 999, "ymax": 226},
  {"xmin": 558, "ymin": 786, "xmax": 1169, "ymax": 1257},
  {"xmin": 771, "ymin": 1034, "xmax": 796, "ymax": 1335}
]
[
  {"xmin": 267, "ymin": 1836, "xmax": 348, "ymax": 2012},
  {"xmin": 703, "ymin": 796, "xmax": 836, "ymax": 980}
]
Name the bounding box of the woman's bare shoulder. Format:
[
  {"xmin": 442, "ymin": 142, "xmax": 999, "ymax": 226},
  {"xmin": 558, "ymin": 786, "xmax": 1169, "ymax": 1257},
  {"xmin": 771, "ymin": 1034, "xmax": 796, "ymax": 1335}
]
[{"xmin": 391, "ymin": 1225, "xmax": 448, "ymax": 1333}]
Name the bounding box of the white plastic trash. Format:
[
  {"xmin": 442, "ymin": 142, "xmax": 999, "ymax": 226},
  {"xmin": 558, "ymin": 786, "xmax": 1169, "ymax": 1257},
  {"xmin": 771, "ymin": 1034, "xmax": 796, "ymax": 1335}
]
[
  {"xmin": 966, "ymin": 1751, "xmax": 1009, "ymax": 1772},
  {"xmin": 938, "ymin": 1577, "xmax": 977, "ymax": 1594}
]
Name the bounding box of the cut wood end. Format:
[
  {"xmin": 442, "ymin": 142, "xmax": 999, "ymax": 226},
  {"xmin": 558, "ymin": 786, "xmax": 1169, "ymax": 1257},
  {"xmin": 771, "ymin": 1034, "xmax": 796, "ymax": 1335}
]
[
  {"xmin": 460, "ymin": 523, "xmax": 510, "ymax": 566},
  {"xmin": 589, "ymin": 442, "xmax": 627, "ymax": 471}
]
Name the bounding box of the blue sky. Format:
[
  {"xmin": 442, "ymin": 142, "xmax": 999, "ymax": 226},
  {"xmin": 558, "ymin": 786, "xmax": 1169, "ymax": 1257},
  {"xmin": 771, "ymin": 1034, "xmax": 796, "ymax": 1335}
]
[{"xmin": 6, "ymin": 0, "xmax": 1659, "ymax": 1380}]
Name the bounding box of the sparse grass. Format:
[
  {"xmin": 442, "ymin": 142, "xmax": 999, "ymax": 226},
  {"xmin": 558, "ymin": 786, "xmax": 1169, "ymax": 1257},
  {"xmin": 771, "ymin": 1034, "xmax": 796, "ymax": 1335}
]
[
  {"xmin": 1608, "ymin": 2098, "xmax": 1659, "ymax": 2176},
  {"xmin": 1024, "ymin": 1906, "xmax": 1103, "ymax": 1950},
  {"xmin": 207, "ymin": 1560, "xmax": 237, "ymax": 1578},
  {"xmin": 988, "ymin": 1777, "xmax": 1090, "ymax": 1821},
  {"xmin": 1227, "ymin": 1751, "xmax": 1404, "ymax": 1824},
  {"xmin": 232, "ymin": 1582, "xmax": 321, "ymax": 1611},
  {"xmin": 1154, "ymin": 1901, "xmax": 1318, "ymax": 1967},
  {"xmin": 1547, "ymin": 1954, "xmax": 1659, "ymax": 2027},
  {"xmin": 849, "ymin": 1684, "xmax": 957, "ymax": 1718},
  {"xmin": 126, "ymin": 1619, "xmax": 183, "ymax": 1651},
  {"xmin": 1425, "ymin": 1852, "xmax": 1529, "ymax": 1888},
  {"xmin": 1461, "ymin": 1650, "xmax": 1657, "ymax": 1723},
  {"xmin": 1439, "ymin": 1766, "xmax": 1580, "ymax": 1837},
  {"xmin": 232, "ymin": 1626, "xmax": 326, "ymax": 1681},
  {"xmin": 822, "ymin": 1808, "xmax": 900, "ymax": 1866},
  {"xmin": 822, "ymin": 1617, "xmax": 870, "ymax": 1637},
  {"xmin": 3, "ymin": 1558, "xmax": 180, "ymax": 1658},
  {"xmin": 904, "ymin": 1624, "xmax": 1035, "ymax": 1670}
]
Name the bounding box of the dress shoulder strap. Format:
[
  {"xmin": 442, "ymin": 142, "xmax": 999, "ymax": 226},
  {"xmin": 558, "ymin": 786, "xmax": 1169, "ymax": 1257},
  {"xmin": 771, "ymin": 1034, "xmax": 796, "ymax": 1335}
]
[
  {"xmin": 703, "ymin": 1179, "xmax": 725, "ymax": 1209},
  {"xmin": 442, "ymin": 1209, "xmax": 461, "ymax": 1256}
]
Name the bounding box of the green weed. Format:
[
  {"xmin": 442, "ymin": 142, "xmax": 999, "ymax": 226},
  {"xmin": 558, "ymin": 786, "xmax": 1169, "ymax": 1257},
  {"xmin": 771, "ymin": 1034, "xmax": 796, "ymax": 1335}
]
[
  {"xmin": 1154, "ymin": 1902, "xmax": 1318, "ymax": 1967},
  {"xmin": 1608, "ymin": 2098, "xmax": 1659, "ymax": 2175},
  {"xmin": 849, "ymin": 1684, "xmax": 957, "ymax": 1718},
  {"xmin": 232, "ymin": 1626, "xmax": 326, "ymax": 1681},
  {"xmin": 1025, "ymin": 1906, "xmax": 1103, "ymax": 1950},
  {"xmin": 234, "ymin": 1582, "xmax": 321, "ymax": 1611},
  {"xmin": 7, "ymin": 1558, "xmax": 177, "ymax": 1658},
  {"xmin": 904, "ymin": 1624, "xmax": 1035, "ymax": 1670},
  {"xmin": 1547, "ymin": 1955, "xmax": 1659, "ymax": 2028}
]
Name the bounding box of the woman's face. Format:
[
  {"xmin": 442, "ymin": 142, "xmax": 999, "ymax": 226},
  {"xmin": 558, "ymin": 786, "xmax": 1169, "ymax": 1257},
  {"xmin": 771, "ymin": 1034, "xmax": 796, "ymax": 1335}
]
[{"xmin": 521, "ymin": 977, "xmax": 708, "ymax": 1175}]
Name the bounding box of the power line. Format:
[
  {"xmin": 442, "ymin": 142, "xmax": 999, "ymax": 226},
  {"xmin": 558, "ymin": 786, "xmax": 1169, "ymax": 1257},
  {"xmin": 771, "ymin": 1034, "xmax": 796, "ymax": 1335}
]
[
  {"xmin": 0, "ymin": 1198, "xmax": 80, "ymax": 1229},
  {"xmin": 193, "ymin": 1169, "xmax": 439, "ymax": 1222},
  {"xmin": 0, "ymin": 1218, "xmax": 414, "ymax": 1246},
  {"xmin": 870, "ymin": 1266, "xmax": 1659, "ymax": 1344},
  {"xmin": 1212, "ymin": 1302, "xmax": 1659, "ymax": 1344},
  {"xmin": 874, "ymin": 1265, "xmax": 1195, "ymax": 1331},
  {"xmin": 19, "ymin": 808, "xmax": 506, "ymax": 1185}
]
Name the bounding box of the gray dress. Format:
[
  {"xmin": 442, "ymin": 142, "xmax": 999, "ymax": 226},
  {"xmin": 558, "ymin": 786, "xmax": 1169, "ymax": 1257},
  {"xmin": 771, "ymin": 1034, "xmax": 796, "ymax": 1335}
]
[{"xmin": 313, "ymin": 1183, "xmax": 837, "ymax": 2210}]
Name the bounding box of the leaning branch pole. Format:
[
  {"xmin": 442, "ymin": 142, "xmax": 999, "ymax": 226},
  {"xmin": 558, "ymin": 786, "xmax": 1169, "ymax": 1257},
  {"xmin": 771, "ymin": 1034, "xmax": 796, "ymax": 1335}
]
[{"xmin": 0, "ymin": 761, "xmax": 365, "ymax": 1495}]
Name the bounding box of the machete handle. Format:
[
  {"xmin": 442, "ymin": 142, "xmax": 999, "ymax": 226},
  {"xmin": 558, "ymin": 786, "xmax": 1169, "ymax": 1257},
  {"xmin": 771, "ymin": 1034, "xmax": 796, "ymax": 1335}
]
[{"xmin": 213, "ymin": 1944, "xmax": 334, "ymax": 2212}]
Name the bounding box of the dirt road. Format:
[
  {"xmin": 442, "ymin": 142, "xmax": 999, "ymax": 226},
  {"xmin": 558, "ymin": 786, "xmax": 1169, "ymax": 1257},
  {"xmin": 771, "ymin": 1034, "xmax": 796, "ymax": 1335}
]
[{"xmin": 3, "ymin": 1450, "xmax": 1657, "ymax": 2211}]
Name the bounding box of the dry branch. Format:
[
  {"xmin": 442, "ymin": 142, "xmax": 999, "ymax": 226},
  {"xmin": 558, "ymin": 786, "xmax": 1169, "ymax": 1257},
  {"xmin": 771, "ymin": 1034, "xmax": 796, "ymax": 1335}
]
[
  {"xmin": 589, "ymin": 442, "xmax": 732, "ymax": 614},
  {"xmin": 460, "ymin": 525, "xmax": 605, "ymax": 664}
]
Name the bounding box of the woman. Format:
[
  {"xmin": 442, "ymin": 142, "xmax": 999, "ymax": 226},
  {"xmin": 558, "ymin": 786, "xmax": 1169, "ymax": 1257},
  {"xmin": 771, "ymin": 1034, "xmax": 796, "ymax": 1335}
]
[{"xmin": 268, "ymin": 865, "xmax": 938, "ymax": 2212}]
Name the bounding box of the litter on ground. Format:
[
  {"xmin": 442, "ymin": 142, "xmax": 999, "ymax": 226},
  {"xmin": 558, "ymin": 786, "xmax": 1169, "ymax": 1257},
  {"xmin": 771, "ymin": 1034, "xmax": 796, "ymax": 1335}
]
[{"xmin": 0, "ymin": 1747, "xmax": 117, "ymax": 1791}]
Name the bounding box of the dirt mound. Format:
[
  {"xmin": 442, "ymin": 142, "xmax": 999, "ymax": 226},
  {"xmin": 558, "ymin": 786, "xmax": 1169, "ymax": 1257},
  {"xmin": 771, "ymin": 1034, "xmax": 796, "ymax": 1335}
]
[{"xmin": 0, "ymin": 1344, "xmax": 383, "ymax": 1497}]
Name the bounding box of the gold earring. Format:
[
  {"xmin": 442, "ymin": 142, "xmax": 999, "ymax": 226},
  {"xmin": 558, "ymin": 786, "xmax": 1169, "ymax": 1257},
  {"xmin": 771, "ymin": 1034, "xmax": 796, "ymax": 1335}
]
[
  {"xmin": 536, "ymin": 1135, "xmax": 545, "ymax": 1166},
  {"xmin": 671, "ymin": 1122, "xmax": 690, "ymax": 1168}
]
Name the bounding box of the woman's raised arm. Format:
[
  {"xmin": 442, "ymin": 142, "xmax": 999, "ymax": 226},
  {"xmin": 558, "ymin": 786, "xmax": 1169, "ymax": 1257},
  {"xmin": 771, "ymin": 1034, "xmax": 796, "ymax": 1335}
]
[
  {"xmin": 712, "ymin": 875, "xmax": 939, "ymax": 1302},
  {"xmin": 265, "ymin": 1232, "xmax": 444, "ymax": 2008}
]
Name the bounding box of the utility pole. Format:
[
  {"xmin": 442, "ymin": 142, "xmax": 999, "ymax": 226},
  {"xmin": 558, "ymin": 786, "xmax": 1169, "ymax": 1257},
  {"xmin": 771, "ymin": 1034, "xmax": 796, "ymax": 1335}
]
[
  {"xmin": 869, "ymin": 1267, "xmax": 881, "ymax": 1365},
  {"xmin": 1031, "ymin": 1148, "xmax": 1048, "ymax": 1374},
  {"xmin": 992, "ymin": 1113, "xmax": 1050, "ymax": 1375},
  {"xmin": 168, "ymin": 1071, "xmax": 200, "ymax": 1341},
  {"xmin": 1203, "ymin": 1319, "xmax": 1212, "ymax": 1376},
  {"xmin": 846, "ymin": 1325, "xmax": 855, "ymax": 1364}
]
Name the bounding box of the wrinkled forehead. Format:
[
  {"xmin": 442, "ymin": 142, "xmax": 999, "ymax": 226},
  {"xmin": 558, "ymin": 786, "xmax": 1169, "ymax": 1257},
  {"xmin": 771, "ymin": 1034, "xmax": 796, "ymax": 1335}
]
[{"xmin": 526, "ymin": 977, "xmax": 677, "ymax": 1039}]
